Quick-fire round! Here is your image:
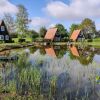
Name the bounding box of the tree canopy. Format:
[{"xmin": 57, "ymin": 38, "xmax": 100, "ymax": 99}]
[
  {"xmin": 39, "ymin": 27, "xmax": 47, "ymax": 38},
  {"xmin": 70, "ymin": 24, "xmax": 80, "ymax": 34},
  {"xmin": 16, "ymin": 5, "xmax": 29, "ymax": 38},
  {"xmin": 80, "ymin": 18, "xmax": 96, "ymax": 33},
  {"xmin": 55, "ymin": 24, "xmax": 67, "ymax": 34}
]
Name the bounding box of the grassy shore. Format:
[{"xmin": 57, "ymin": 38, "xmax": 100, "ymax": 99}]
[
  {"xmin": 73, "ymin": 42, "xmax": 100, "ymax": 48},
  {"xmin": 0, "ymin": 42, "xmax": 33, "ymax": 52}
]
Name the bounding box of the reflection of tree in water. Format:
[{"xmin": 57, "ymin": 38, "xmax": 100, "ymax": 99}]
[
  {"xmin": 40, "ymin": 46, "xmax": 67, "ymax": 58},
  {"xmin": 78, "ymin": 52, "xmax": 94, "ymax": 65},
  {"xmin": 29, "ymin": 46, "xmax": 38, "ymax": 54},
  {"xmin": 54, "ymin": 46, "xmax": 67, "ymax": 58},
  {"xmin": 69, "ymin": 45, "xmax": 95, "ymax": 65}
]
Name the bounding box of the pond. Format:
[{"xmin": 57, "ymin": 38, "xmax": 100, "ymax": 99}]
[{"xmin": 0, "ymin": 45, "xmax": 100, "ymax": 100}]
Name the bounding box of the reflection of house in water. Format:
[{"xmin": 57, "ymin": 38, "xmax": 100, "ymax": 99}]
[
  {"xmin": 44, "ymin": 46, "xmax": 67, "ymax": 58},
  {"xmin": 69, "ymin": 46, "xmax": 80, "ymax": 57},
  {"xmin": 45, "ymin": 47, "xmax": 56, "ymax": 57},
  {"xmin": 70, "ymin": 30, "xmax": 85, "ymax": 41},
  {"xmin": 69, "ymin": 45, "xmax": 95, "ymax": 65},
  {"xmin": 44, "ymin": 28, "xmax": 61, "ymax": 42}
]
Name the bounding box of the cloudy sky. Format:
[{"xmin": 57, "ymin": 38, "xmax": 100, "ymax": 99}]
[{"xmin": 0, "ymin": 0, "xmax": 100, "ymax": 31}]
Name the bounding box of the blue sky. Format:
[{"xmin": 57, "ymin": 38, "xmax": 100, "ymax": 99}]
[{"xmin": 0, "ymin": 0, "xmax": 100, "ymax": 31}]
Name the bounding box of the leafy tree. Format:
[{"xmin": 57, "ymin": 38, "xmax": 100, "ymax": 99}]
[
  {"xmin": 69, "ymin": 24, "xmax": 80, "ymax": 34},
  {"xmin": 25, "ymin": 30, "xmax": 39, "ymax": 38},
  {"xmin": 81, "ymin": 18, "xmax": 96, "ymax": 31},
  {"xmin": 80, "ymin": 18, "xmax": 96, "ymax": 38},
  {"xmin": 3, "ymin": 13, "xmax": 15, "ymax": 35},
  {"xmin": 16, "ymin": 5, "xmax": 29, "ymax": 38},
  {"xmin": 32, "ymin": 30, "xmax": 39, "ymax": 39},
  {"xmin": 55, "ymin": 24, "xmax": 68, "ymax": 35},
  {"xmin": 55, "ymin": 24, "xmax": 69, "ymax": 41},
  {"xmin": 39, "ymin": 27, "xmax": 47, "ymax": 37}
]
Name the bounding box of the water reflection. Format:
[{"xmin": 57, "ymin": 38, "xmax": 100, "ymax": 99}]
[{"xmin": 0, "ymin": 45, "xmax": 100, "ymax": 99}]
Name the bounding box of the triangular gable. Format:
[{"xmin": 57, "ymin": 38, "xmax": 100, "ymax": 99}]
[
  {"xmin": 44, "ymin": 28, "xmax": 57, "ymax": 41},
  {"xmin": 70, "ymin": 29, "xmax": 81, "ymax": 41},
  {"xmin": 0, "ymin": 20, "xmax": 3, "ymax": 26}
]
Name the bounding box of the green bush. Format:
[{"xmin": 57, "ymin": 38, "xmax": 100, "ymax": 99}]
[
  {"xmin": 87, "ymin": 39, "xmax": 93, "ymax": 42},
  {"xmin": 18, "ymin": 38, "xmax": 26, "ymax": 43}
]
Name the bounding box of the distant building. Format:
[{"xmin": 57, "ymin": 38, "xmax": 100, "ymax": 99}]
[
  {"xmin": 44, "ymin": 28, "xmax": 61, "ymax": 42},
  {"xmin": 0, "ymin": 20, "xmax": 11, "ymax": 42},
  {"xmin": 70, "ymin": 29, "xmax": 85, "ymax": 42}
]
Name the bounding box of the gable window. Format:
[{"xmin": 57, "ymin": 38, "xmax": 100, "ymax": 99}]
[
  {"xmin": 0, "ymin": 35, "xmax": 4, "ymax": 40},
  {"xmin": 1, "ymin": 26, "xmax": 5, "ymax": 31},
  {"xmin": 5, "ymin": 35, "xmax": 9, "ymax": 40}
]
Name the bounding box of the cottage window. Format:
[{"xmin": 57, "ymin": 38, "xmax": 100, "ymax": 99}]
[
  {"xmin": 1, "ymin": 26, "xmax": 5, "ymax": 31},
  {"xmin": 5, "ymin": 35, "xmax": 9, "ymax": 40},
  {"xmin": 0, "ymin": 35, "xmax": 4, "ymax": 40}
]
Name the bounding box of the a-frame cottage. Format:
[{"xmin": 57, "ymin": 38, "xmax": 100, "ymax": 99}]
[
  {"xmin": 70, "ymin": 29, "xmax": 85, "ymax": 42},
  {"xmin": 44, "ymin": 28, "xmax": 61, "ymax": 42},
  {"xmin": 0, "ymin": 20, "xmax": 11, "ymax": 42}
]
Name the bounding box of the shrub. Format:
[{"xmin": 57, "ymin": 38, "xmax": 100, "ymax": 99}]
[
  {"xmin": 18, "ymin": 38, "xmax": 26, "ymax": 43},
  {"xmin": 87, "ymin": 39, "xmax": 92, "ymax": 42}
]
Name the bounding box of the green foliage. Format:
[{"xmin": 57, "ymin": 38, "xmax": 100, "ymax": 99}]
[
  {"xmin": 18, "ymin": 38, "xmax": 26, "ymax": 43},
  {"xmin": 3, "ymin": 13, "xmax": 15, "ymax": 34},
  {"xmin": 32, "ymin": 30, "xmax": 39, "ymax": 39},
  {"xmin": 16, "ymin": 5, "xmax": 29, "ymax": 38},
  {"xmin": 55, "ymin": 24, "xmax": 68, "ymax": 36},
  {"xmin": 39, "ymin": 27, "xmax": 47, "ymax": 38},
  {"xmin": 80, "ymin": 18, "xmax": 96, "ymax": 38},
  {"xmin": 70, "ymin": 24, "xmax": 80, "ymax": 34},
  {"xmin": 81, "ymin": 18, "xmax": 96, "ymax": 31}
]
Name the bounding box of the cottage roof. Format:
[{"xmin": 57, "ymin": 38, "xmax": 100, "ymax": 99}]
[
  {"xmin": 69, "ymin": 46, "xmax": 79, "ymax": 57},
  {"xmin": 44, "ymin": 28, "xmax": 58, "ymax": 41},
  {"xmin": 45, "ymin": 47, "xmax": 56, "ymax": 57},
  {"xmin": 70, "ymin": 29, "xmax": 81, "ymax": 41},
  {"xmin": 0, "ymin": 20, "xmax": 3, "ymax": 26}
]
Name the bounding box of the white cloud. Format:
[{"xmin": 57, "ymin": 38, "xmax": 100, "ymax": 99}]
[
  {"xmin": 0, "ymin": 0, "xmax": 18, "ymax": 16},
  {"xmin": 30, "ymin": 17, "xmax": 51, "ymax": 32},
  {"xmin": 44, "ymin": 0, "xmax": 100, "ymax": 20},
  {"xmin": 31, "ymin": 17, "xmax": 50, "ymax": 27},
  {"xmin": 48, "ymin": 23, "xmax": 56, "ymax": 28}
]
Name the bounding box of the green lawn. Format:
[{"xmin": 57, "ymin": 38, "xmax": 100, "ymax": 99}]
[
  {"xmin": 93, "ymin": 38, "xmax": 100, "ymax": 42},
  {"xmin": 12, "ymin": 37, "xmax": 32, "ymax": 43}
]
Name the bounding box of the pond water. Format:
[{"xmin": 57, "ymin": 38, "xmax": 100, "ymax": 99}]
[{"xmin": 0, "ymin": 45, "xmax": 100, "ymax": 100}]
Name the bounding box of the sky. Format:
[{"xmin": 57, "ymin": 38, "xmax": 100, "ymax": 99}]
[{"xmin": 0, "ymin": 0, "xmax": 100, "ymax": 31}]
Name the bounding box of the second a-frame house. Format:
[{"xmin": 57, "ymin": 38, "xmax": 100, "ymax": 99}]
[{"xmin": 70, "ymin": 29, "xmax": 85, "ymax": 42}]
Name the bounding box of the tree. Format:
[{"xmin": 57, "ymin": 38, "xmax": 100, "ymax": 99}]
[
  {"xmin": 55, "ymin": 24, "xmax": 67, "ymax": 35},
  {"xmin": 80, "ymin": 18, "xmax": 96, "ymax": 38},
  {"xmin": 55, "ymin": 24, "xmax": 69, "ymax": 41},
  {"xmin": 39, "ymin": 27, "xmax": 47, "ymax": 37},
  {"xmin": 3, "ymin": 13, "xmax": 15, "ymax": 34},
  {"xmin": 69, "ymin": 24, "xmax": 80, "ymax": 34},
  {"xmin": 31, "ymin": 30, "xmax": 39, "ymax": 39},
  {"xmin": 16, "ymin": 5, "xmax": 29, "ymax": 38}
]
